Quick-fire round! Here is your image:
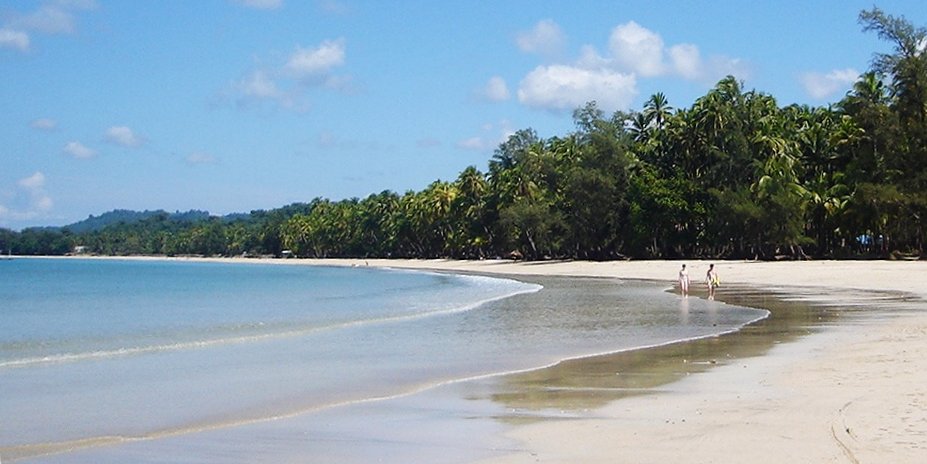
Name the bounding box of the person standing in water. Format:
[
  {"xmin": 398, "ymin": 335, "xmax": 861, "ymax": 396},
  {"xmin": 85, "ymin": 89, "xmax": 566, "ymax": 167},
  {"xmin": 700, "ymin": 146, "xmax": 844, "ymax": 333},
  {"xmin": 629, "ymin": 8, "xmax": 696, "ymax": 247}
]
[
  {"xmin": 678, "ymin": 264, "xmax": 689, "ymax": 297},
  {"xmin": 706, "ymin": 263, "xmax": 719, "ymax": 300}
]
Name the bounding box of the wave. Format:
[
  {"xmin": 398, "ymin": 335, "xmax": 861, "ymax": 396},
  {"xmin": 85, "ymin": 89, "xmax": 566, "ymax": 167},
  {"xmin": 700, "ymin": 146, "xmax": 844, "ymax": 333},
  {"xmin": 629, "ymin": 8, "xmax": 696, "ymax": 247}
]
[
  {"xmin": 1, "ymin": 305, "xmax": 767, "ymax": 462},
  {"xmin": 0, "ymin": 281, "xmax": 542, "ymax": 370}
]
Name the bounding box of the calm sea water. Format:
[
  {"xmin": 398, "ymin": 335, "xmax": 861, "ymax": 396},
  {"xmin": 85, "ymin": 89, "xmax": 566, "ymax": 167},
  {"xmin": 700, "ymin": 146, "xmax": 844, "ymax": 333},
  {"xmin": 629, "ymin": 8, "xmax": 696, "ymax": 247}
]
[{"xmin": 0, "ymin": 258, "xmax": 766, "ymax": 462}]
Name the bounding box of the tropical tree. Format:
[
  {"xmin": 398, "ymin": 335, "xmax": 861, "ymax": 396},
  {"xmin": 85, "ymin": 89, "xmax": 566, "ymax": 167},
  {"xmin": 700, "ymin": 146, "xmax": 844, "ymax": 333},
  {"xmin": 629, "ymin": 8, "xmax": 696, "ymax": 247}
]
[
  {"xmin": 561, "ymin": 108, "xmax": 631, "ymax": 259},
  {"xmin": 453, "ymin": 166, "xmax": 491, "ymax": 257},
  {"xmin": 859, "ymin": 7, "xmax": 927, "ymax": 252}
]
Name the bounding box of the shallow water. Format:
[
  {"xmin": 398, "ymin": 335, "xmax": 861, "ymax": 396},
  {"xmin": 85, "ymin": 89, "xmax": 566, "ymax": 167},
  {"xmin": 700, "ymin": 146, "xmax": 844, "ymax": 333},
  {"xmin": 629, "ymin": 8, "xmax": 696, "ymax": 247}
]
[{"xmin": 0, "ymin": 259, "xmax": 766, "ymax": 462}]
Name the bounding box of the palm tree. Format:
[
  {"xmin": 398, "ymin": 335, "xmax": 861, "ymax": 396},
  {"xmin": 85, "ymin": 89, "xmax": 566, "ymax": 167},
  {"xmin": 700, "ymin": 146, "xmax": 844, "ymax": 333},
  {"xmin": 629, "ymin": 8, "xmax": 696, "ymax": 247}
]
[
  {"xmin": 803, "ymin": 171, "xmax": 850, "ymax": 255},
  {"xmin": 629, "ymin": 112, "xmax": 652, "ymax": 143},
  {"xmin": 860, "ymin": 7, "xmax": 927, "ymax": 127},
  {"xmin": 644, "ymin": 92, "xmax": 673, "ymax": 129},
  {"xmin": 454, "ymin": 167, "xmax": 490, "ymax": 257},
  {"xmin": 489, "ymin": 128, "xmax": 540, "ymax": 179}
]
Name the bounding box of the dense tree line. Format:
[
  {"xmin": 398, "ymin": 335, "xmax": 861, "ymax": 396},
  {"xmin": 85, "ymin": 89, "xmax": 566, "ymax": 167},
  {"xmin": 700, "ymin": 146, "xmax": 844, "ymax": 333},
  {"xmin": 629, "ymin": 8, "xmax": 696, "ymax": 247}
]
[{"xmin": 2, "ymin": 8, "xmax": 925, "ymax": 260}]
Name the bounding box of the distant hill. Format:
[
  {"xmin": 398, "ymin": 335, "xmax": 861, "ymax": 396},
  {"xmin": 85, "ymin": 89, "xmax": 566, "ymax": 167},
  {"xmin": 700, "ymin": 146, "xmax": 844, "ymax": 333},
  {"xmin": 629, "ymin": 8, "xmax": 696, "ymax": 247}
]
[{"xmin": 64, "ymin": 209, "xmax": 212, "ymax": 233}]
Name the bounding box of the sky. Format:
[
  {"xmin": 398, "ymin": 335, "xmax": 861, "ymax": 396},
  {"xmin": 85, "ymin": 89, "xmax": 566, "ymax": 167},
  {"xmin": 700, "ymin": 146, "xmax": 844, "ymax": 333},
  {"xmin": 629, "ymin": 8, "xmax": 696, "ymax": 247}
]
[{"xmin": 2, "ymin": 0, "xmax": 925, "ymax": 230}]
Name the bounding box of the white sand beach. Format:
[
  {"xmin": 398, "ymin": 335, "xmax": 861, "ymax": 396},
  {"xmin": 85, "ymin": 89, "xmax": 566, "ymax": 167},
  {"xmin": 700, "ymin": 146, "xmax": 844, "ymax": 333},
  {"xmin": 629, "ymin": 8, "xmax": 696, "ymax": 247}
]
[
  {"xmin": 295, "ymin": 259, "xmax": 927, "ymax": 463},
  {"xmin": 49, "ymin": 256, "xmax": 927, "ymax": 462}
]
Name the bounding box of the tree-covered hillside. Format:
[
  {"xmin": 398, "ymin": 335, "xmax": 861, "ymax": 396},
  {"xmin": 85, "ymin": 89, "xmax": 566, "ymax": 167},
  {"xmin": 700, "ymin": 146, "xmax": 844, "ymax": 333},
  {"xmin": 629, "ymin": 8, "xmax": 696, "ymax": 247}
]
[
  {"xmin": 2, "ymin": 8, "xmax": 925, "ymax": 260},
  {"xmin": 63, "ymin": 210, "xmax": 212, "ymax": 234}
]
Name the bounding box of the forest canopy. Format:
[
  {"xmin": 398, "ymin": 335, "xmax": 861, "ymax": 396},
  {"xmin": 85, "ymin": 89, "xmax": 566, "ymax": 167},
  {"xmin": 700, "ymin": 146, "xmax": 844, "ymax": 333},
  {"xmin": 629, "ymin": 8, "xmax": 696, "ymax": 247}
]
[{"xmin": 3, "ymin": 8, "xmax": 925, "ymax": 260}]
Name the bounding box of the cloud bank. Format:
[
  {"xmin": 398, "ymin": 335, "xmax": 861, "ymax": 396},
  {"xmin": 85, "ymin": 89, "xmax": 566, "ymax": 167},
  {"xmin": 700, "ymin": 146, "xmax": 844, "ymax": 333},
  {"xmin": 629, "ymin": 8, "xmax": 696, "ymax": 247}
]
[
  {"xmin": 512, "ymin": 19, "xmax": 749, "ymax": 113},
  {"xmin": 518, "ymin": 65, "xmax": 637, "ymax": 112}
]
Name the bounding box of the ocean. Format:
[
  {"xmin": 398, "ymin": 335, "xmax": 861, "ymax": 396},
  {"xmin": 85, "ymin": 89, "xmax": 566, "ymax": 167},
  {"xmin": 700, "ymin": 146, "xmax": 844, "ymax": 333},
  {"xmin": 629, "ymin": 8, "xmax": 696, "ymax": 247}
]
[{"xmin": 0, "ymin": 258, "xmax": 767, "ymax": 463}]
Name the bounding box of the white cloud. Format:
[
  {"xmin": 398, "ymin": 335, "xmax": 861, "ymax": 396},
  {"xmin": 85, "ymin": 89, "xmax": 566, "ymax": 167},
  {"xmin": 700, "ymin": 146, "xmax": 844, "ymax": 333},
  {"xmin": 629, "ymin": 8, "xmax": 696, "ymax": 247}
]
[
  {"xmin": 1, "ymin": 172, "xmax": 54, "ymax": 220},
  {"xmin": 231, "ymin": 38, "xmax": 348, "ymax": 111},
  {"xmin": 16, "ymin": 5, "xmax": 76, "ymax": 34},
  {"xmin": 481, "ymin": 76, "xmax": 510, "ymax": 102},
  {"xmin": 233, "ymin": 0, "xmax": 283, "ymax": 9},
  {"xmin": 186, "ymin": 152, "xmax": 217, "ymax": 165},
  {"xmin": 0, "ymin": 28, "xmax": 30, "ymax": 51},
  {"xmin": 30, "ymin": 118, "xmax": 57, "ymax": 131},
  {"xmin": 35, "ymin": 195, "xmax": 53, "ymax": 211},
  {"xmin": 801, "ymin": 68, "xmax": 860, "ymax": 100},
  {"xmin": 238, "ymin": 69, "xmax": 282, "ymax": 98},
  {"xmin": 63, "ymin": 141, "xmax": 95, "ymax": 159},
  {"xmin": 105, "ymin": 126, "xmax": 144, "ymax": 148},
  {"xmin": 576, "ymin": 44, "xmax": 609, "ymax": 70},
  {"xmin": 516, "ymin": 19, "xmax": 566, "ymax": 58},
  {"xmin": 8, "ymin": 0, "xmax": 97, "ymax": 35},
  {"xmin": 510, "ymin": 20, "xmax": 753, "ymax": 113},
  {"xmin": 666, "ymin": 44, "xmax": 750, "ymax": 84},
  {"xmin": 234, "ymin": 69, "xmax": 304, "ymax": 110},
  {"xmin": 319, "ymin": 73, "xmax": 354, "ymax": 93},
  {"xmin": 1, "ymin": 1, "xmax": 96, "ymax": 53},
  {"xmin": 518, "ymin": 64, "xmax": 637, "ymax": 113},
  {"xmin": 457, "ymin": 137, "xmax": 487, "ymax": 151},
  {"xmin": 584, "ymin": 22, "xmax": 748, "ymax": 83},
  {"xmin": 316, "ymin": 0, "xmax": 349, "ymax": 15},
  {"xmin": 284, "ymin": 39, "xmax": 346, "ymax": 80},
  {"xmin": 703, "ymin": 55, "xmax": 751, "ymax": 83},
  {"xmin": 18, "ymin": 172, "xmax": 46, "ymax": 190},
  {"xmin": 608, "ymin": 21, "xmax": 665, "ymax": 77},
  {"xmin": 669, "ymin": 43, "xmax": 701, "ymax": 80},
  {"xmin": 457, "ymin": 120, "xmax": 515, "ymax": 152}
]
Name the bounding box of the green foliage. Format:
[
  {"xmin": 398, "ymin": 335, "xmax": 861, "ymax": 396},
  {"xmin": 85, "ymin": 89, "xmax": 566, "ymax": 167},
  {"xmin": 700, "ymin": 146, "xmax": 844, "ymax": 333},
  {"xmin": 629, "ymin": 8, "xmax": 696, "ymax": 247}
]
[
  {"xmin": 12, "ymin": 228, "xmax": 73, "ymax": 255},
  {"xmin": 499, "ymin": 198, "xmax": 560, "ymax": 260},
  {"xmin": 8, "ymin": 8, "xmax": 926, "ymax": 260}
]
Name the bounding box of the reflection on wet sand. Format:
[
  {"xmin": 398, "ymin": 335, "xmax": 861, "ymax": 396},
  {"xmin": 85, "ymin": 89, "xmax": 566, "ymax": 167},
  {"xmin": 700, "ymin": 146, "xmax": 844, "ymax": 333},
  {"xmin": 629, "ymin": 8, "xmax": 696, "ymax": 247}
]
[{"xmin": 485, "ymin": 284, "xmax": 860, "ymax": 419}]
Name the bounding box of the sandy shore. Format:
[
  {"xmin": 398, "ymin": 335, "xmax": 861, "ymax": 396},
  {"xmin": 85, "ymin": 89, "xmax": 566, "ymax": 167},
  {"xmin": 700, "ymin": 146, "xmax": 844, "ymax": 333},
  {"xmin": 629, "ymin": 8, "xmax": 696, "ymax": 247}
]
[
  {"xmin": 289, "ymin": 259, "xmax": 927, "ymax": 463},
  {"xmin": 51, "ymin": 256, "xmax": 927, "ymax": 462}
]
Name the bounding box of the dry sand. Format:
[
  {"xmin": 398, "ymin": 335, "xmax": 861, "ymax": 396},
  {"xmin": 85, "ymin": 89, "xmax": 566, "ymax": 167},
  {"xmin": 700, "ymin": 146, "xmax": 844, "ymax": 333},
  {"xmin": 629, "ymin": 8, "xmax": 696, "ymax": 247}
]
[{"xmin": 296, "ymin": 259, "xmax": 927, "ymax": 463}]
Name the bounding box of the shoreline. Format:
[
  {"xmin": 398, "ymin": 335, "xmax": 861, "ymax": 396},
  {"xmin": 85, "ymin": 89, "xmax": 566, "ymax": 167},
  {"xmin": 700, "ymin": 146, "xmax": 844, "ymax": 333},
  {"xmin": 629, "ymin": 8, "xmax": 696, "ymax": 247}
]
[
  {"xmin": 13, "ymin": 256, "xmax": 927, "ymax": 462},
  {"xmin": 234, "ymin": 258, "xmax": 927, "ymax": 462},
  {"xmin": 332, "ymin": 259, "xmax": 924, "ymax": 463},
  {"xmin": 40, "ymin": 254, "xmax": 927, "ymax": 294}
]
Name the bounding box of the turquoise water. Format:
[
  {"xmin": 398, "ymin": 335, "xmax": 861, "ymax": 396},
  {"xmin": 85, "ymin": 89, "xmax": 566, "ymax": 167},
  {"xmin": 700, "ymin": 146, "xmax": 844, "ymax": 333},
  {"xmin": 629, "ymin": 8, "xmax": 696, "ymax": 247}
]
[{"xmin": 0, "ymin": 258, "xmax": 767, "ymax": 462}]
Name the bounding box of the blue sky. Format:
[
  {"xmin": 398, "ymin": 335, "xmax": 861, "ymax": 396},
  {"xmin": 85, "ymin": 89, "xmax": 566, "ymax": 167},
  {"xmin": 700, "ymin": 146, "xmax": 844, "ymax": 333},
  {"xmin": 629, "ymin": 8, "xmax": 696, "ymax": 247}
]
[{"xmin": 2, "ymin": 0, "xmax": 925, "ymax": 230}]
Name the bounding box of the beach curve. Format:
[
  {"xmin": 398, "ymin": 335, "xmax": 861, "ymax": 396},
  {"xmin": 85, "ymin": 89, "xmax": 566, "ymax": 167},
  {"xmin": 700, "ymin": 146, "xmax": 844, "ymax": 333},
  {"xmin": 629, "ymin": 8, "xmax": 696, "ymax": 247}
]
[
  {"xmin": 289, "ymin": 258, "xmax": 927, "ymax": 463},
  {"xmin": 10, "ymin": 257, "xmax": 927, "ymax": 463}
]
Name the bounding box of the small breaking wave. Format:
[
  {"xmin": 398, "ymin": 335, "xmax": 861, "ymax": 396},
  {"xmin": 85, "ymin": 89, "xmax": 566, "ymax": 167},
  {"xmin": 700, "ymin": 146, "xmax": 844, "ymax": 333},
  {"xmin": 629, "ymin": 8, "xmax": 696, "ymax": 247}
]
[{"xmin": 0, "ymin": 280, "xmax": 542, "ymax": 370}]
